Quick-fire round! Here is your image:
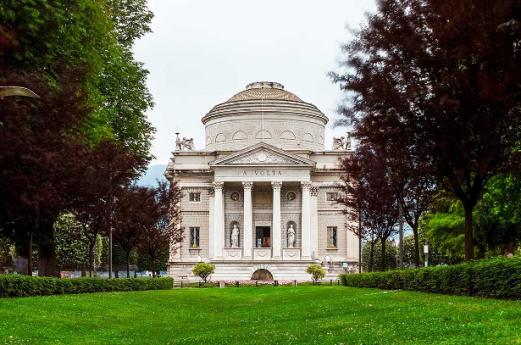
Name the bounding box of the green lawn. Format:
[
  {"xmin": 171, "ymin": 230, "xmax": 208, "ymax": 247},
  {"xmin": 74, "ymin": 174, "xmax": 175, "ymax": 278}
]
[{"xmin": 0, "ymin": 286, "xmax": 520, "ymax": 345}]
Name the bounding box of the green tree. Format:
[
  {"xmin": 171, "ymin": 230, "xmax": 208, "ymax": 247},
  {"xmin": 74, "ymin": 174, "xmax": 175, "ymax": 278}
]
[
  {"xmin": 306, "ymin": 264, "xmax": 326, "ymax": 283},
  {"xmin": 362, "ymin": 240, "xmax": 397, "ymax": 272},
  {"xmin": 192, "ymin": 263, "xmax": 215, "ymax": 284},
  {"xmin": 54, "ymin": 214, "xmax": 90, "ymax": 271}
]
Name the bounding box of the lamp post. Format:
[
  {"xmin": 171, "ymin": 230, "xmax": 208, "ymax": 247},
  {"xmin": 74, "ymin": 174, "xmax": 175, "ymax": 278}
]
[
  {"xmin": 424, "ymin": 243, "xmax": 429, "ymax": 267},
  {"xmin": 0, "ymin": 86, "xmax": 39, "ymax": 100}
]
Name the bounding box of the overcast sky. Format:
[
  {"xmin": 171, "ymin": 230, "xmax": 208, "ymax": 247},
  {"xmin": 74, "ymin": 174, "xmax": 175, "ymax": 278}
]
[{"xmin": 133, "ymin": 0, "xmax": 377, "ymax": 165}]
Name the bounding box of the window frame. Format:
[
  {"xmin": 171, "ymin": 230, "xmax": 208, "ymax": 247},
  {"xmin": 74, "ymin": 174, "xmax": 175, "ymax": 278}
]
[
  {"xmin": 326, "ymin": 192, "xmax": 338, "ymax": 202},
  {"xmin": 189, "ymin": 192, "xmax": 201, "ymax": 202},
  {"xmin": 189, "ymin": 226, "xmax": 200, "ymax": 248},
  {"xmin": 326, "ymin": 226, "xmax": 338, "ymax": 249}
]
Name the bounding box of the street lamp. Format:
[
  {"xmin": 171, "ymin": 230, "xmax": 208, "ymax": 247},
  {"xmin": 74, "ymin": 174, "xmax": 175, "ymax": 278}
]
[
  {"xmin": 0, "ymin": 86, "xmax": 39, "ymax": 99},
  {"xmin": 424, "ymin": 243, "xmax": 429, "ymax": 267}
]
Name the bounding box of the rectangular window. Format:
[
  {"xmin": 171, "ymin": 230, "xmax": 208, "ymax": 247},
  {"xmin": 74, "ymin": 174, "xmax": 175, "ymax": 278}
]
[
  {"xmin": 189, "ymin": 192, "xmax": 201, "ymax": 202},
  {"xmin": 190, "ymin": 227, "xmax": 200, "ymax": 248},
  {"xmin": 326, "ymin": 192, "xmax": 338, "ymax": 202},
  {"xmin": 327, "ymin": 226, "xmax": 337, "ymax": 249}
]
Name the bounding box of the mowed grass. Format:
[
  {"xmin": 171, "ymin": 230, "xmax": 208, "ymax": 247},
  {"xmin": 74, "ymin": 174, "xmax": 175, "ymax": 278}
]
[{"xmin": 0, "ymin": 286, "xmax": 520, "ymax": 345}]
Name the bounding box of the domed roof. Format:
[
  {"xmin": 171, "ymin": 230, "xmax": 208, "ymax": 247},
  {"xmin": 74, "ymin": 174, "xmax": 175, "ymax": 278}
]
[
  {"xmin": 226, "ymin": 82, "xmax": 303, "ymax": 102},
  {"xmin": 202, "ymin": 81, "xmax": 328, "ymax": 125}
]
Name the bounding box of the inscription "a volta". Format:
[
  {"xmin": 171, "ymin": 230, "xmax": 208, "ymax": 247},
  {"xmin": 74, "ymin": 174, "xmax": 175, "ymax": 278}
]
[{"xmin": 241, "ymin": 169, "xmax": 283, "ymax": 177}]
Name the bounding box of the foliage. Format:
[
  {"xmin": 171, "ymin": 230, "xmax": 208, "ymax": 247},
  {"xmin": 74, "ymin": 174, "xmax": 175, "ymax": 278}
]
[
  {"xmin": 0, "ymin": 0, "xmax": 155, "ymax": 161},
  {"xmin": 332, "ymin": 0, "xmax": 521, "ymax": 260},
  {"xmin": 474, "ymin": 174, "xmax": 521, "ymax": 256},
  {"xmin": 0, "ymin": 288, "xmax": 520, "ymax": 344},
  {"xmin": 54, "ymin": 214, "xmax": 92, "ymax": 271},
  {"xmin": 0, "ymin": 69, "xmax": 92, "ymax": 276},
  {"xmin": 306, "ymin": 264, "xmax": 326, "ymax": 282},
  {"xmin": 338, "ymin": 144, "xmax": 400, "ymax": 270},
  {"xmin": 362, "ymin": 240, "xmax": 397, "ymax": 272},
  {"xmin": 340, "ymin": 256, "xmax": 521, "ymax": 299},
  {"xmin": 137, "ymin": 181, "xmax": 183, "ymax": 276},
  {"xmin": 0, "ymin": 236, "xmax": 13, "ymax": 270},
  {"xmin": 192, "ymin": 263, "xmax": 216, "ymax": 283},
  {"xmin": 0, "ymin": 275, "xmax": 172, "ymax": 298}
]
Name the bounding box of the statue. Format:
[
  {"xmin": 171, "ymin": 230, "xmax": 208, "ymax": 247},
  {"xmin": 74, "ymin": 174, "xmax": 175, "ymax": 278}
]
[
  {"xmin": 175, "ymin": 132, "xmax": 195, "ymax": 151},
  {"xmin": 332, "ymin": 137, "xmax": 345, "ymax": 150},
  {"xmin": 231, "ymin": 224, "xmax": 240, "ymax": 248},
  {"xmin": 287, "ymin": 224, "xmax": 296, "ymax": 248},
  {"xmin": 332, "ymin": 132, "xmax": 353, "ymax": 150}
]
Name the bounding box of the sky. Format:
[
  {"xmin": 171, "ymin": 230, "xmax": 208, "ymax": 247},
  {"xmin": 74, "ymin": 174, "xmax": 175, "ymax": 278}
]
[{"xmin": 133, "ymin": 0, "xmax": 377, "ymax": 165}]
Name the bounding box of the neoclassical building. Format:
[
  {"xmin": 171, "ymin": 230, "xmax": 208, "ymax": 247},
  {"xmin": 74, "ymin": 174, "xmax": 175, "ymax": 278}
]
[{"xmin": 165, "ymin": 82, "xmax": 358, "ymax": 281}]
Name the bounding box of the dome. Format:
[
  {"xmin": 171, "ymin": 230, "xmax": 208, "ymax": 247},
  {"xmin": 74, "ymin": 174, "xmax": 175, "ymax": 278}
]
[
  {"xmin": 226, "ymin": 82, "xmax": 303, "ymax": 102},
  {"xmin": 202, "ymin": 82, "xmax": 328, "ymax": 152}
]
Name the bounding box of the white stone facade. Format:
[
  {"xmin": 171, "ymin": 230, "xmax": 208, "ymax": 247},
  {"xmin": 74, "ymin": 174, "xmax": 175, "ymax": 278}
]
[{"xmin": 166, "ymin": 82, "xmax": 358, "ymax": 281}]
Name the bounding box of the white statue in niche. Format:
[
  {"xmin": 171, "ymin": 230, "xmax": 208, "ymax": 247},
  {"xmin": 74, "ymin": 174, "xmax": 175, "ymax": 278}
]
[
  {"xmin": 287, "ymin": 224, "xmax": 296, "ymax": 248},
  {"xmin": 231, "ymin": 224, "xmax": 240, "ymax": 248}
]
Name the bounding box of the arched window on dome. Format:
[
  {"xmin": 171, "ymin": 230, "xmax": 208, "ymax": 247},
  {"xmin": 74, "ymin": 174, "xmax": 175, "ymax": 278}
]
[
  {"xmin": 232, "ymin": 130, "xmax": 247, "ymax": 140},
  {"xmin": 255, "ymin": 130, "xmax": 272, "ymax": 140},
  {"xmin": 280, "ymin": 130, "xmax": 296, "ymax": 140},
  {"xmin": 303, "ymin": 133, "xmax": 314, "ymax": 143},
  {"xmin": 215, "ymin": 133, "xmax": 226, "ymax": 143}
]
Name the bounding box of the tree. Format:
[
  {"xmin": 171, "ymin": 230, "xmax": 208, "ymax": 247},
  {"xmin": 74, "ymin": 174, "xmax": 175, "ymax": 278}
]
[
  {"xmin": 112, "ymin": 186, "xmax": 156, "ymax": 278},
  {"xmin": 332, "ymin": 0, "xmax": 521, "ymax": 260},
  {"xmin": 338, "ymin": 144, "xmax": 400, "ymax": 271},
  {"xmin": 362, "ymin": 240, "xmax": 398, "ymax": 272},
  {"xmin": 0, "ymin": 69, "xmax": 92, "ymax": 276},
  {"xmin": 306, "ymin": 264, "xmax": 326, "ymax": 283},
  {"xmin": 72, "ymin": 140, "xmax": 144, "ymax": 276},
  {"xmin": 138, "ymin": 181, "xmax": 183, "ymax": 277},
  {"xmin": 474, "ymin": 174, "xmax": 521, "ymax": 256},
  {"xmin": 0, "ymin": 0, "xmax": 155, "ymax": 163},
  {"xmin": 54, "ymin": 213, "xmax": 91, "ymax": 272},
  {"xmin": 192, "ymin": 263, "xmax": 215, "ymax": 284}
]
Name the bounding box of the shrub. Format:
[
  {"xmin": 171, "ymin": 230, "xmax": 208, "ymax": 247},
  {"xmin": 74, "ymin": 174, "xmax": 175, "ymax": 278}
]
[
  {"xmin": 339, "ymin": 256, "xmax": 521, "ymax": 299},
  {"xmin": 306, "ymin": 264, "xmax": 326, "ymax": 283},
  {"xmin": 192, "ymin": 262, "xmax": 215, "ymax": 283},
  {"xmin": 0, "ymin": 275, "xmax": 173, "ymax": 298}
]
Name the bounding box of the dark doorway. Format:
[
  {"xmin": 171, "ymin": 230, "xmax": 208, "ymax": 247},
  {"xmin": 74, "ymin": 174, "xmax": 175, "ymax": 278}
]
[
  {"xmin": 255, "ymin": 226, "xmax": 271, "ymax": 247},
  {"xmin": 251, "ymin": 269, "xmax": 273, "ymax": 280}
]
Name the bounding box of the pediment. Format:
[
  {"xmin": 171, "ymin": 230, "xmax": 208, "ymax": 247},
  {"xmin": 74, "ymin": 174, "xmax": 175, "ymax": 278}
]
[{"xmin": 210, "ymin": 143, "xmax": 315, "ymax": 167}]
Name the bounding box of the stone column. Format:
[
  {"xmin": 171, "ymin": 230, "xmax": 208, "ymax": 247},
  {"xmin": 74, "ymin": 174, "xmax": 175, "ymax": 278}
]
[
  {"xmin": 208, "ymin": 187, "xmax": 215, "ymax": 258},
  {"xmin": 271, "ymin": 181, "xmax": 282, "ymax": 259},
  {"xmin": 242, "ymin": 182, "xmax": 253, "ymax": 258},
  {"xmin": 310, "ymin": 186, "xmax": 319, "ymax": 259},
  {"xmin": 301, "ymin": 181, "xmax": 312, "ymax": 259},
  {"xmin": 213, "ymin": 182, "xmax": 224, "ymax": 258}
]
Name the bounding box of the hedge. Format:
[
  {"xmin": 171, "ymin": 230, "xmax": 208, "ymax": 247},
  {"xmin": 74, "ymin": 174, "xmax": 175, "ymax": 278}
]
[
  {"xmin": 0, "ymin": 275, "xmax": 173, "ymax": 298},
  {"xmin": 340, "ymin": 256, "xmax": 521, "ymax": 299}
]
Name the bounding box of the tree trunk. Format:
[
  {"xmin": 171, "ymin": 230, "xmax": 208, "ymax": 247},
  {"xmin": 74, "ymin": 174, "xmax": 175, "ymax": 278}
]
[
  {"xmin": 463, "ymin": 205, "xmax": 474, "ymax": 261},
  {"xmin": 38, "ymin": 220, "xmax": 58, "ymax": 277},
  {"xmin": 88, "ymin": 243, "xmax": 94, "ymax": 277},
  {"xmin": 380, "ymin": 239, "xmax": 386, "ymax": 271},
  {"xmin": 126, "ymin": 252, "xmax": 130, "ymax": 278},
  {"xmin": 412, "ymin": 225, "xmax": 420, "ymax": 268},
  {"xmin": 27, "ymin": 231, "xmax": 33, "ymax": 275},
  {"xmin": 369, "ymin": 241, "xmax": 375, "ymax": 272},
  {"xmin": 14, "ymin": 242, "xmax": 29, "ymax": 275}
]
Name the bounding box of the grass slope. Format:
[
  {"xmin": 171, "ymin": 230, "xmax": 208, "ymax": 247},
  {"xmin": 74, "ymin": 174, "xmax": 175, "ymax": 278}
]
[{"xmin": 0, "ymin": 286, "xmax": 520, "ymax": 344}]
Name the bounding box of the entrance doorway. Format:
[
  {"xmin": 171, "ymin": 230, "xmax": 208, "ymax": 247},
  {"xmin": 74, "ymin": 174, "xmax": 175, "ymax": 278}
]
[
  {"xmin": 255, "ymin": 226, "xmax": 271, "ymax": 247},
  {"xmin": 251, "ymin": 269, "xmax": 273, "ymax": 280}
]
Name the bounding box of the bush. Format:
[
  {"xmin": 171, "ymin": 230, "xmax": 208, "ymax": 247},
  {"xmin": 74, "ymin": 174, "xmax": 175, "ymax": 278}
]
[
  {"xmin": 192, "ymin": 262, "xmax": 215, "ymax": 283},
  {"xmin": 0, "ymin": 275, "xmax": 173, "ymax": 298},
  {"xmin": 339, "ymin": 256, "xmax": 521, "ymax": 299},
  {"xmin": 306, "ymin": 264, "xmax": 326, "ymax": 282}
]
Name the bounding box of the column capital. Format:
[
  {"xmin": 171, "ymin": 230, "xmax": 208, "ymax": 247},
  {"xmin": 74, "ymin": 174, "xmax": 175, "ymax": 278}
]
[
  {"xmin": 213, "ymin": 181, "xmax": 224, "ymax": 190},
  {"xmin": 242, "ymin": 181, "xmax": 253, "ymax": 190},
  {"xmin": 271, "ymin": 181, "xmax": 282, "ymax": 189},
  {"xmin": 301, "ymin": 181, "xmax": 312, "ymax": 189}
]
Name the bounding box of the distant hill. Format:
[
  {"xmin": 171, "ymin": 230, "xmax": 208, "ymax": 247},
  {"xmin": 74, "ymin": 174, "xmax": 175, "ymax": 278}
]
[{"xmin": 137, "ymin": 164, "xmax": 167, "ymax": 187}]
